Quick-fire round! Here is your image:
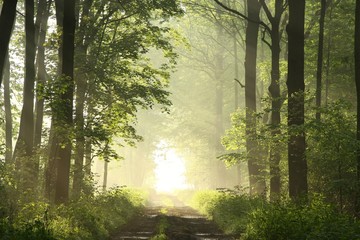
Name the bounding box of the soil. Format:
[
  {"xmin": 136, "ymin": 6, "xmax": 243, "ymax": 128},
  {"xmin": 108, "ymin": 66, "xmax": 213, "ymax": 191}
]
[{"xmin": 110, "ymin": 206, "xmax": 239, "ymax": 240}]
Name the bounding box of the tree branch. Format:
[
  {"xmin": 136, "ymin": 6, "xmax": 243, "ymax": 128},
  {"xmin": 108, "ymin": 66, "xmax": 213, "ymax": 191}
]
[
  {"xmin": 213, "ymin": 0, "xmax": 271, "ymax": 34},
  {"xmin": 234, "ymin": 78, "xmax": 245, "ymax": 88},
  {"xmin": 259, "ymin": 0, "xmax": 274, "ymax": 23}
]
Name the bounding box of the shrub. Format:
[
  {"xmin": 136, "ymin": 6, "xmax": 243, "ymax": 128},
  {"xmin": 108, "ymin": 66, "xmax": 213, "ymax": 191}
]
[
  {"xmin": 191, "ymin": 190, "xmax": 263, "ymax": 234},
  {"xmin": 243, "ymin": 197, "xmax": 360, "ymax": 240},
  {"xmin": 0, "ymin": 187, "xmax": 144, "ymax": 240}
]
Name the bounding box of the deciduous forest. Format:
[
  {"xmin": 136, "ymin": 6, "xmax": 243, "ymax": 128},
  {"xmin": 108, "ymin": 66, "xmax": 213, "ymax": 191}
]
[{"xmin": 1, "ymin": 0, "xmax": 360, "ymax": 239}]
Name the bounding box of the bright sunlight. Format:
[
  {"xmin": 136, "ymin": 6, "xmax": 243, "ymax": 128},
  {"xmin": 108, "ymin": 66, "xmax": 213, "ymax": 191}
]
[{"xmin": 153, "ymin": 141, "xmax": 191, "ymax": 193}]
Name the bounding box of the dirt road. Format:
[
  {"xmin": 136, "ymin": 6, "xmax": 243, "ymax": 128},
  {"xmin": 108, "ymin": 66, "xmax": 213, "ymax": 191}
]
[{"xmin": 110, "ymin": 206, "xmax": 238, "ymax": 240}]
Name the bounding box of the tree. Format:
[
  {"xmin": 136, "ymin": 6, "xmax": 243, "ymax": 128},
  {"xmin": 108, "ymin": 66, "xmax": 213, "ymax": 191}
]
[
  {"xmin": 244, "ymin": 0, "xmax": 266, "ymax": 196},
  {"xmin": 13, "ymin": 0, "xmax": 37, "ymax": 189},
  {"xmin": 34, "ymin": 0, "xmax": 52, "ymax": 171},
  {"xmin": 355, "ymin": 0, "xmax": 360, "ymax": 213},
  {"xmin": 53, "ymin": 0, "xmax": 76, "ymax": 204},
  {"xmin": 213, "ymin": 0, "xmax": 266, "ymax": 195},
  {"xmin": 315, "ymin": 0, "xmax": 327, "ymax": 120},
  {"xmin": 3, "ymin": 53, "xmax": 12, "ymax": 164},
  {"xmin": 286, "ymin": 0, "xmax": 308, "ymax": 199},
  {"xmin": 259, "ymin": 0, "xmax": 287, "ymax": 201},
  {"xmin": 72, "ymin": 0, "xmax": 93, "ymax": 199},
  {"xmin": 0, "ymin": 0, "xmax": 18, "ymax": 87}
]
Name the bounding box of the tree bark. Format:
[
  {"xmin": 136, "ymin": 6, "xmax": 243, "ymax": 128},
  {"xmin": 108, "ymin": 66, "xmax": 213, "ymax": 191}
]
[
  {"xmin": 214, "ymin": 14, "xmax": 227, "ymax": 188},
  {"xmin": 354, "ymin": 0, "xmax": 360, "ymax": 214},
  {"xmin": 102, "ymin": 144, "xmax": 109, "ymax": 192},
  {"xmin": 34, "ymin": 0, "xmax": 51, "ymax": 187},
  {"xmin": 315, "ymin": 0, "xmax": 327, "ymax": 120},
  {"xmin": 73, "ymin": 0, "xmax": 93, "ymax": 199},
  {"xmin": 13, "ymin": 0, "xmax": 37, "ymax": 189},
  {"xmin": 4, "ymin": 53, "xmax": 12, "ymax": 164},
  {"xmin": 287, "ymin": 0, "xmax": 308, "ymax": 200},
  {"xmin": 54, "ymin": 0, "xmax": 76, "ymax": 204},
  {"xmin": 234, "ymin": 33, "xmax": 242, "ymax": 185},
  {"xmin": 260, "ymin": 0, "xmax": 284, "ymax": 201},
  {"xmin": 244, "ymin": 0, "xmax": 265, "ymax": 196},
  {"xmin": 45, "ymin": 0, "xmax": 64, "ymax": 202},
  {"xmin": 0, "ymin": 0, "xmax": 18, "ymax": 87}
]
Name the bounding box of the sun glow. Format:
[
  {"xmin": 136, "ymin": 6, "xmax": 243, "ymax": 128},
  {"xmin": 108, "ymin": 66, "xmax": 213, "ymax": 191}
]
[{"xmin": 153, "ymin": 141, "xmax": 190, "ymax": 193}]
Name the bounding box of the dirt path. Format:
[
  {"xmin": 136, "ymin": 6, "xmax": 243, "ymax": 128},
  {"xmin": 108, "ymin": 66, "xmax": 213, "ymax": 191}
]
[{"xmin": 110, "ymin": 206, "xmax": 238, "ymax": 240}]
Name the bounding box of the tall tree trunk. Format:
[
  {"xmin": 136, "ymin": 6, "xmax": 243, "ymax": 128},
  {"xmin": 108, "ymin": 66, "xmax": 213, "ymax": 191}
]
[
  {"xmin": 34, "ymin": 0, "xmax": 51, "ymax": 186},
  {"xmin": 234, "ymin": 33, "xmax": 240, "ymax": 110},
  {"xmin": 245, "ymin": 0, "xmax": 265, "ymax": 196},
  {"xmin": 316, "ymin": 0, "xmax": 327, "ymax": 120},
  {"xmin": 54, "ymin": 0, "xmax": 76, "ymax": 204},
  {"xmin": 260, "ymin": 0, "xmax": 283, "ymax": 201},
  {"xmin": 45, "ymin": 0, "xmax": 64, "ymax": 202},
  {"xmin": 4, "ymin": 53, "xmax": 12, "ymax": 164},
  {"xmin": 83, "ymin": 92, "xmax": 94, "ymax": 196},
  {"xmin": 102, "ymin": 144, "xmax": 109, "ymax": 192},
  {"xmin": 354, "ymin": 0, "xmax": 360, "ymax": 214},
  {"xmin": 13, "ymin": 0, "xmax": 36, "ymax": 189},
  {"xmin": 0, "ymin": 0, "xmax": 18, "ymax": 87},
  {"xmin": 73, "ymin": 0, "xmax": 93, "ymax": 199},
  {"xmin": 83, "ymin": 136, "xmax": 92, "ymax": 195},
  {"xmin": 234, "ymin": 33, "xmax": 242, "ymax": 185},
  {"xmin": 287, "ymin": 0, "xmax": 308, "ymax": 200},
  {"xmin": 324, "ymin": 8, "xmax": 332, "ymax": 106},
  {"xmin": 214, "ymin": 18, "xmax": 226, "ymax": 188}
]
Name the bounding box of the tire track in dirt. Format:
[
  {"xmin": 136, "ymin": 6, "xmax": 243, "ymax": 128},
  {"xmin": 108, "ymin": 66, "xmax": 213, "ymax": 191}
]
[{"xmin": 110, "ymin": 206, "xmax": 238, "ymax": 240}]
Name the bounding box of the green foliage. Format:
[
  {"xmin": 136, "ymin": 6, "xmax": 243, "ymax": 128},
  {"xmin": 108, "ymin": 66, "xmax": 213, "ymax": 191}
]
[
  {"xmin": 192, "ymin": 190, "xmax": 360, "ymax": 239},
  {"xmin": 0, "ymin": 201, "xmax": 55, "ymax": 240},
  {"xmin": 191, "ymin": 190, "xmax": 263, "ymax": 234},
  {"xmin": 0, "ymin": 187, "xmax": 144, "ymax": 240},
  {"xmin": 150, "ymin": 213, "xmax": 169, "ymax": 240},
  {"xmin": 243, "ymin": 197, "xmax": 360, "ymax": 240},
  {"xmin": 306, "ymin": 100, "xmax": 359, "ymax": 211}
]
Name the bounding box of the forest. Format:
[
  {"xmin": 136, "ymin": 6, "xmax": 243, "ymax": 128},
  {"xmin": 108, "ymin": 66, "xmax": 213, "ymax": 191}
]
[{"xmin": 1, "ymin": 0, "xmax": 360, "ymax": 239}]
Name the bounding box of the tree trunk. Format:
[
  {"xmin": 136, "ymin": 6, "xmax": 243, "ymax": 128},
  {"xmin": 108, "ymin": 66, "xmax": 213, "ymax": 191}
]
[
  {"xmin": 0, "ymin": 0, "xmax": 18, "ymax": 86},
  {"xmin": 45, "ymin": 0, "xmax": 64, "ymax": 202},
  {"xmin": 245, "ymin": 0, "xmax": 265, "ymax": 196},
  {"xmin": 234, "ymin": 33, "xmax": 240, "ymax": 110},
  {"xmin": 54, "ymin": 0, "xmax": 76, "ymax": 204},
  {"xmin": 4, "ymin": 53, "xmax": 12, "ymax": 164},
  {"xmin": 234, "ymin": 33, "xmax": 242, "ymax": 185},
  {"xmin": 83, "ymin": 136, "xmax": 92, "ymax": 195},
  {"xmin": 34, "ymin": 0, "xmax": 51, "ymax": 185},
  {"xmin": 102, "ymin": 141, "xmax": 110, "ymax": 192},
  {"xmin": 13, "ymin": 0, "xmax": 36, "ymax": 189},
  {"xmin": 354, "ymin": 0, "xmax": 360, "ymax": 214},
  {"xmin": 315, "ymin": 0, "xmax": 327, "ymax": 120},
  {"xmin": 73, "ymin": 0, "xmax": 93, "ymax": 199},
  {"xmin": 324, "ymin": 1, "xmax": 335, "ymax": 107},
  {"xmin": 214, "ymin": 22, "xmax": 226, "ymax": 187},
  {"xmin": 286, "ymin": 0, "xmax": 308, "ymax": 200},
  {"xmin": 261, "ymin": 0, "xmax": 283, "ymax": 201}
]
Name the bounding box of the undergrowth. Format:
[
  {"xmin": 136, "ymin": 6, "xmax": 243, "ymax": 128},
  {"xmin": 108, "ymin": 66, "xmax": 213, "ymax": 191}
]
[
  {"xmin": 0, "ymin": 187, "xmax": 144, "ymax": 240},
  {"xmin": 191, "ymin": 190, "xmax": 360, "ymax": 239}
]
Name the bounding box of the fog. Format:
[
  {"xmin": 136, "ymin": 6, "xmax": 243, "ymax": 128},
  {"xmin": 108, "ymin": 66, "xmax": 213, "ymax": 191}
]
[{"xmin": 91, "ymin": 8, "xmax": 251, "ymax": 206}]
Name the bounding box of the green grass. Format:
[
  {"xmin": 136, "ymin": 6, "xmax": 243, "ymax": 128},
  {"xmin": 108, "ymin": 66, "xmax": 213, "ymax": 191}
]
[
  {"xmin": 0, "ymin": 187, "xmax": 145, "ymax": 240},
  {"xmin": 191, "ymin": 190, "xmax": 360, "ymax": 239}
]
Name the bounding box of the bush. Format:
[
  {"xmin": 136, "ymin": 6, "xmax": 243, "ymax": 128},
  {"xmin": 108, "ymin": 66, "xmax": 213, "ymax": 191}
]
[
  {"xmin": 0, "ymin": 214, "xmax": 55, "ymax": 240},
  {"xmin": 192, "ymin": 191, "xmax": 360, "ymax": 239},
  {"xmin": 191, "ymin": 190, "xmax": 263, "ymax": 234},
  {"xmin": 0, "ymin": 187, "xmax": 144, "ymax": 240},
  {"xmin": 243, "ymin": 197, "xmax": 360, "ymax": 240}
]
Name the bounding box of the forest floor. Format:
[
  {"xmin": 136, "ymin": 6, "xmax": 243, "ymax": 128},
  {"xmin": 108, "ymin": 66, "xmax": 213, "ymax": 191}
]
[{"xmin": 110, "ymin": 206, "xmax": 239, "ymax": 240}]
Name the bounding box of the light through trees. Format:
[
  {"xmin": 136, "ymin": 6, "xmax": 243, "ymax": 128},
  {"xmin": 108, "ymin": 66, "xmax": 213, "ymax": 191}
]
[{"xmin": 153, "ymin": 141, "xmax": 192, "ymax": 193}]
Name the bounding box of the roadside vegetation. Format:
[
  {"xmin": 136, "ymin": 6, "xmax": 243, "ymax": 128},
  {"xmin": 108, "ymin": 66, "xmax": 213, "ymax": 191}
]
[
  {"xmin": 192, "ymin": 190, "xmax": 360, "ymax": 239},
  {"xmin": 0, "ymin": 187, "xmax": 144, "ymax": 240}
]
